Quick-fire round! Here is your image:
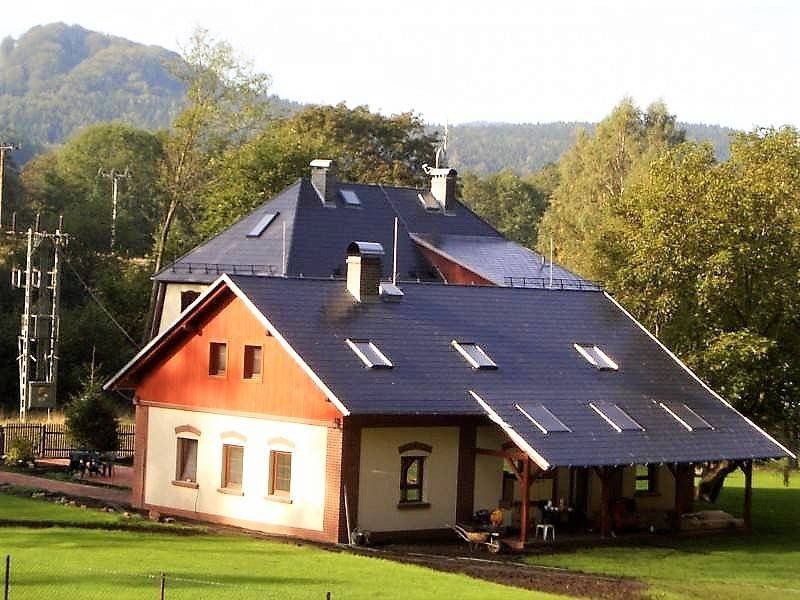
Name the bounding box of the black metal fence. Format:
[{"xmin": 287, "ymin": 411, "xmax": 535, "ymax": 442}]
[{"xmin": 0, "ymin": 423, "xmax": 134, "ymax": 459}]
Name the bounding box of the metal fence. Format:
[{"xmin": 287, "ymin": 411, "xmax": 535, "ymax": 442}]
[
  {"xmin": 1, "ymin": 555, "xmax": 337, "ymax": 599},
  {"xmin": 0, "ymin": 423, "xmax": 135, "ymax": 459}
]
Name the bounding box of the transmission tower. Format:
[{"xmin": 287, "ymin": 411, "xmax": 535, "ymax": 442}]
[
  {"xmin": 98, "ymin": 167, "xmax": 131, "ymax": 251},
  {"xmin": 10, "ymin": 215, "xmax": 68, "ymax": 421}
]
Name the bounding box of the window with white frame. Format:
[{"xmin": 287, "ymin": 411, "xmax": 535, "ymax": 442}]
[
  {"xmin": 451, "ymin": 341, "xmax": 497, "ymax": 369},
  {"xmin": 574, "ymin": 344, "xmax": 618, "ymax": 370}
]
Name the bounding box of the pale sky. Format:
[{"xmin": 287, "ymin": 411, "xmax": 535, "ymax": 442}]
[{"xmin": 5, "ymin": 1, "xmax": 799, "ymax": 129}]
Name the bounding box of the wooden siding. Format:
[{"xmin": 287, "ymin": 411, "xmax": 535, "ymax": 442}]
[
  {"xmin": 418, "ymin": 247, "xmax": 495, "ymax": 286},
  {"xmin": 135, "ymin": 294, "xmax": 341, "ymax": 422}
]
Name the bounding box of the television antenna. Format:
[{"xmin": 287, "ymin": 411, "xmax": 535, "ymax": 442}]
[{"xmin": 98, "ymin": 167, "xmax": 132, "ymax": 250}]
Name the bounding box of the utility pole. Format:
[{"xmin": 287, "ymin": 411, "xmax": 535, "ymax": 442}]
[
  {"xmin": 98, "ymin": 167, "xmax": 131, "ymax": 251},
  {"xmin": 11, "ymin": 215, "xmax": 68, "ymax": 421},
  {"xmin": 0, "ymin": 142, "xmax": 19, "ymax": 230}
]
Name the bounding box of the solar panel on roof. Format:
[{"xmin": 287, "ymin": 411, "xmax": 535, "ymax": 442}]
[
  {"xmin": 340, "ymin": 189, "xmax": 361, "ymax": 206},
  {"xmin": 346, "ymin": 339, "xmax": 393, "ymax": 369},
  {"xmin": 660, "ymin": 401, "xmax": 712, "ymax": 431},
  {"xmin": 451, "ymin": 341, "xmax": 497, "ymax": 369},
  {"xmin": 590, "ymin": 401, "xmax": 643, "ymax": 432},
  {"xmin": 246, "ymin": 212, "xmax": 278, "ymax": 238},
  {"xmin": 515, "ymin": 403, "xmax": 571, "ymax": 433}
]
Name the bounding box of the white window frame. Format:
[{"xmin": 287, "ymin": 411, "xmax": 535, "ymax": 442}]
[
  {"xmin": 659, "ymin": 402, "xmax": 713, "ymax": 431},
  {"xmin": 589, "ymin": 401, "xmax": 644, "ymax": 432},
  {"xmin": 451, "ymin": 341, "xmax": 497, "ymax": 369},
  {"xmin": 345, "ymin": 339, "xmax": 393, "ymax": 368},
  {"xmin": 574, "ymin": 343, "xmax": 618, "ymax": 371},
  {"xmin": 515, "ymin": 404, "xmax": 571, "ymax": 433}
]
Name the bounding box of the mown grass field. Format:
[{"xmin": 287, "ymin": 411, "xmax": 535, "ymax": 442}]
[
  {"xmin": 0, "ymin": 493, "xmax": 560, "ymax": 600},
  {"xmin": 528, "ymin": 468, "xmax": 800, "ymax": 599}
]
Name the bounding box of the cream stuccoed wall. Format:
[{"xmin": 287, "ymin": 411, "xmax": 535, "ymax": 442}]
[
  {"xmin": 474, "ymin": 425, "xmax": 506, "ymax": 512},
  {"xmin": 158, "ymin": 283, "xmax": 209, "ymax": 334},
  {"xmin": 358, "ymin": 427, "xmax": 459, "ymax": 532},
  {"xmin": 145, "ymin": 406, "xmax": 328, "ymax": 532}
]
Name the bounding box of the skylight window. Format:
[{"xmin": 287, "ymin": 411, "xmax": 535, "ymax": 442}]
[
  {"xmin": 515, "ymin": 403, "xmax": 571, "ymax": 433},
  {"xmin": 452, "ymin": 341, "xmax": 497, "ymax": 369},
  {"xmin": 590, "ymin": 401, "xmax": 643, "ymax": 432},
  {"xmin": 340, "ymin": 189, "xmax": 361, "ymax": 206},
  {"xmin": 660, "ymin": 401, "xmax": 712, "ymax": 431},
  {"xmin": 574, "ymin": 344, "xmax": 618, "ymax": 370},
  {"xmin": 346, "ymin": 339, "xmax": 393, "ymax": 369},
  {"xmin": 247, "ymin": 212, "xmax": 279, "ymax": 238}
]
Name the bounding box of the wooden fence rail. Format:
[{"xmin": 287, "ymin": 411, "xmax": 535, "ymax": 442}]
[{"xmin": 0, "ymin": 423, "xmax": 135, "ymax": 459}]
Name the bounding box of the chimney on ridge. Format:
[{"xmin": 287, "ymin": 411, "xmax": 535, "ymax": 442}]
[
  {"xmin": 426, "ymin": 166, "xmax": 457, "ymax": 212},
  {"xmin": 310, "ymin": 159, "xmax": 337, "ymax": 205},
  {"xmin": 346, "ymin": 241, "xmax": 385, "ymax": 302}
]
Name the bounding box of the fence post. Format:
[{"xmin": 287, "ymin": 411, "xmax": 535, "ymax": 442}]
[
  {"xmin": 160, "ymin": 572, "xmax": 166, "ymax": 600},
  {"xmin": 39, "ymin": 424, "xmax": 46, "ymax": 457},
  {"xmin": 4, "ymin": 555, "xmax": 10, "ymax": 600},
  {"xmin": 0, "ymin": 426, "xmax": 4, "ymax": 456}
]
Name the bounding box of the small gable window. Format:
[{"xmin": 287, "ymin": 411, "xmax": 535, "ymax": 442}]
[
  {"xmin": 515, "ymin": 403, "xmax": 570, "ymax": 433},
  {"xmin": 180, "ymin": 290, "xmax": 200, "ymax": 312},
  {"xmin": 209, "ymin": 342, "xmax": 227, "ymax": 377},
  {"xmin": 247, "ymin": 212, "xmax": 278, "ymax": 238},
  {"xmin": 659, "ymin": 401, "xmax": 712, "ymax": 431},
  {"xmin": 590, "ymin": 401, "xmax": 643, "ymax": 432},
  {"xmin": 635, "ymin": 464, "xmax": 658, "ymax": 494},
  {"xmin": 175, "ymin": 438, "xmax": 198, "ymax": 484},
  {"xmin": 346, "ymin": 339, "xmax": 393, "ymax": 368},
  {"xmin": 452, "ymin": 341, "xmax": 497, "ymax": 369},
  {"xmin": 400, "ymin": 456, "xmax": 425, "ymax": 504},
  {"xmin": 243, "ymin": 345, "xmax": 263, "ymax": 380},
  {"xmin": 574, "ymin": 344, "xmax": 618, "ymax": 371},
  {"xmin": 269, "ymin": 450, "xmax": 292, "ymax": 498}
]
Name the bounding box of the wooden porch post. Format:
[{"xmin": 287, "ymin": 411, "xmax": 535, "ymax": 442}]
[
  {"xmin": 598, "ymin": 467, "xmax": 612, "ymax": 538},
  {"xmin": 742, "ymin": 460, "xmax": 753, "ymax": 529},
  {"xmin": 669, "ymin": 463, "xmax": 693, "ymax": 531},
  {"xmin": 520, "ymin": 456, "xmax": 530, "ymax": 546}
]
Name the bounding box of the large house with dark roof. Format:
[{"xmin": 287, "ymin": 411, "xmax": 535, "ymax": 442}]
[
  {"xmin": 108, "ymin": 242, "xmax": 792, "ymax": 546},
  {"xmin": 150, "ymin": 161, "xmax": 584, "ymax": 335}
]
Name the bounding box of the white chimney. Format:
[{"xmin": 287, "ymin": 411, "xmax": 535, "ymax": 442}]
[
  {"xmin": 346, "ymin": 242, "xmax": 385, "ymax": 302},
  {"xmin": 427, "ymin": 166, "xmax": 457, "ymax": 212},
  {"xmin": 310, "ymin": 159, "xmax": 337, "ymax": 205}
]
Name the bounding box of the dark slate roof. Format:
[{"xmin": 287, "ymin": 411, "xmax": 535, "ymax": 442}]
[
  {"xmin": 154, "ymin": 177, "xmax": 582, "ymax": 286},
  {"xmin": 411, "ymin": 233, "xmax": 587, "ymax": 288},
  {"xmin": 225, "ymin": 275, "xmax": 790, "ymax": 467}
]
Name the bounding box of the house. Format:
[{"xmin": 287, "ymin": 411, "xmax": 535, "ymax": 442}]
[
  {"xmin": 150, "ymin": 161, "xmax": 585, "ymax": 336},
  {"xmin": 107, "ymin": 243, "xmax": 793, "ymax": 545}
]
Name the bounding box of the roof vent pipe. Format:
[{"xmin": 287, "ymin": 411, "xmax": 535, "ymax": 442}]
[
  {"xmin": 346, "ymin": 241, "xmax": 384, "ymax": 302},
  {"xmin": 310, "ymin": 159, "xmax": 337, "ymax": 205},
  {"xmin": 423, "ymin": 165, "xmax": 457, "ymax": 212}
]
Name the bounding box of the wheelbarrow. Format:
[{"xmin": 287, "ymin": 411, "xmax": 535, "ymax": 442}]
[{"xmin": 447, "ymin": 523, "xmax": 503, "ymax": 553}]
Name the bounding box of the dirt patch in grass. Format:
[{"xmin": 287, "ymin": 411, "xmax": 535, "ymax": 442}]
[{"xmin": 346, "ymin": 546, "xmax": 648, "ymax": 599}]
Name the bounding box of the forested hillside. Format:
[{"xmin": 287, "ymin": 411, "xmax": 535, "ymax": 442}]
[{"xmin": 446, "ymin": 121, "xmax": 736, "ymax": 174}]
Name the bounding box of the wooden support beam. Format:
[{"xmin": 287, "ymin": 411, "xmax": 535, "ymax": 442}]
[
  {"xmin": 671, "ymin": 463, "xmax": 693, "ymax": 531},
  {"xmin": 742, "ymin": 459, "xmax": 753, "ymax": 529},
  {"xmin": 598, "ymin": 467, "xmax": 612, "ymax": 538},
  {"xmin": 520, "ymin": 456, "xmax": 530, "ymax": 546}
]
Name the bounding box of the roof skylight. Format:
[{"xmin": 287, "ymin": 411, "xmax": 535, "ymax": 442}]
[
  {"xmin": 516, "ymin": 403, "xmax": 571, "ymax": 433},
  {"xmin": 660, "ymin": 401, "xmax": 712, "ymax": 431},
  {"xmin": 346, "ymin": 339, "xmax": 393, "ymax": 369},
  {"xmin": 340, "ymin": 189, "xmax": 361, "ymax": 206},
  {"xmin": 574, "ymin": 344, "xmax": 618, "ymax": 371},
  {"xmin": 590, "ymin": 401, "xmax": 643, "ymax": 432},
  {"xmin": 452, "ymin": 341, "xmax": 497, "ymax": 369},
  {"xmin": 247, "ymin": 212, "xmax": 279, "ymax": 238}
]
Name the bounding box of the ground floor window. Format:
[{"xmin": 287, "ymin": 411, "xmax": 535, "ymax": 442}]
[
  {"xmin": 269, "ymin": 450, "xmax": 292, "ymax": 497},
  {"xmin": 222, "ymin": 444, "xmax": 244, "ymax": 491},
  {"xmin": 635, "ymin": 464, "xmax": 657, "ymax": 494},
  {"xmin": 175, "ymin": 437, "xmax": 198, "ymax": 482},
  {"xmin": 399, "ymin": 456, "xmax": 425, "ymax": 503}
]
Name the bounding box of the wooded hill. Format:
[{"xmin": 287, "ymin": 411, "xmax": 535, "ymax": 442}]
[{"xmin": 1, "ymin": 23, "xmax": 736, "ymax": 170}]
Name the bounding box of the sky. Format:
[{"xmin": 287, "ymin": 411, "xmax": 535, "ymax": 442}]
[{"xmin": 4, "ymin": 0, "xmax": 799, "ymax": 129}]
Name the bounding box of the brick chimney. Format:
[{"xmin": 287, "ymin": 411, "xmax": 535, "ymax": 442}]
[
  {"xmin": 346, "ymin": 242, "xmax": 384, "ymax": 302},
  {"xmin": 310, "ymin": 159, "xmax": 337, "ymax": 205},
  {"xmin": 427, "ymin": 167, "xmax": 457, "ymax": 212}
]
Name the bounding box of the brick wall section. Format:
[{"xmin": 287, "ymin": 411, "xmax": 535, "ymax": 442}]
[
  {"xmin": 456, "ymin": 423, "xmax": 477, "ymax": 522},
  {"xmin": 323, "ymin": 422, "xmax": 343, "ymax": 542},
  {"xmin": 131, "ymin": 403, "xmax": 149, "ymax": 508},
  {"xmin": 338, "ymin": 418, "xmax": 362, "ymax": 543}
]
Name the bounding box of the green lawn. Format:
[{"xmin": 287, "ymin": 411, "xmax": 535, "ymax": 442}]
[
  {"xmin": 0, "ymin": 494, "xmax": 560, "ymax": 600},
  {"xmin": 528, "ymin": 468, "xmax": 800, "ymax": 600}
]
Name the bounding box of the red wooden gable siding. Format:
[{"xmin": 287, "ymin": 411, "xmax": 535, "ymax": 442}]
[
  {"xmin": 135, "ymin": 294, "xmax": 341, "ymax": 422},
  {"xmin": 418, "ymin": 248, "xmax": 495, "ymax": 286}
]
